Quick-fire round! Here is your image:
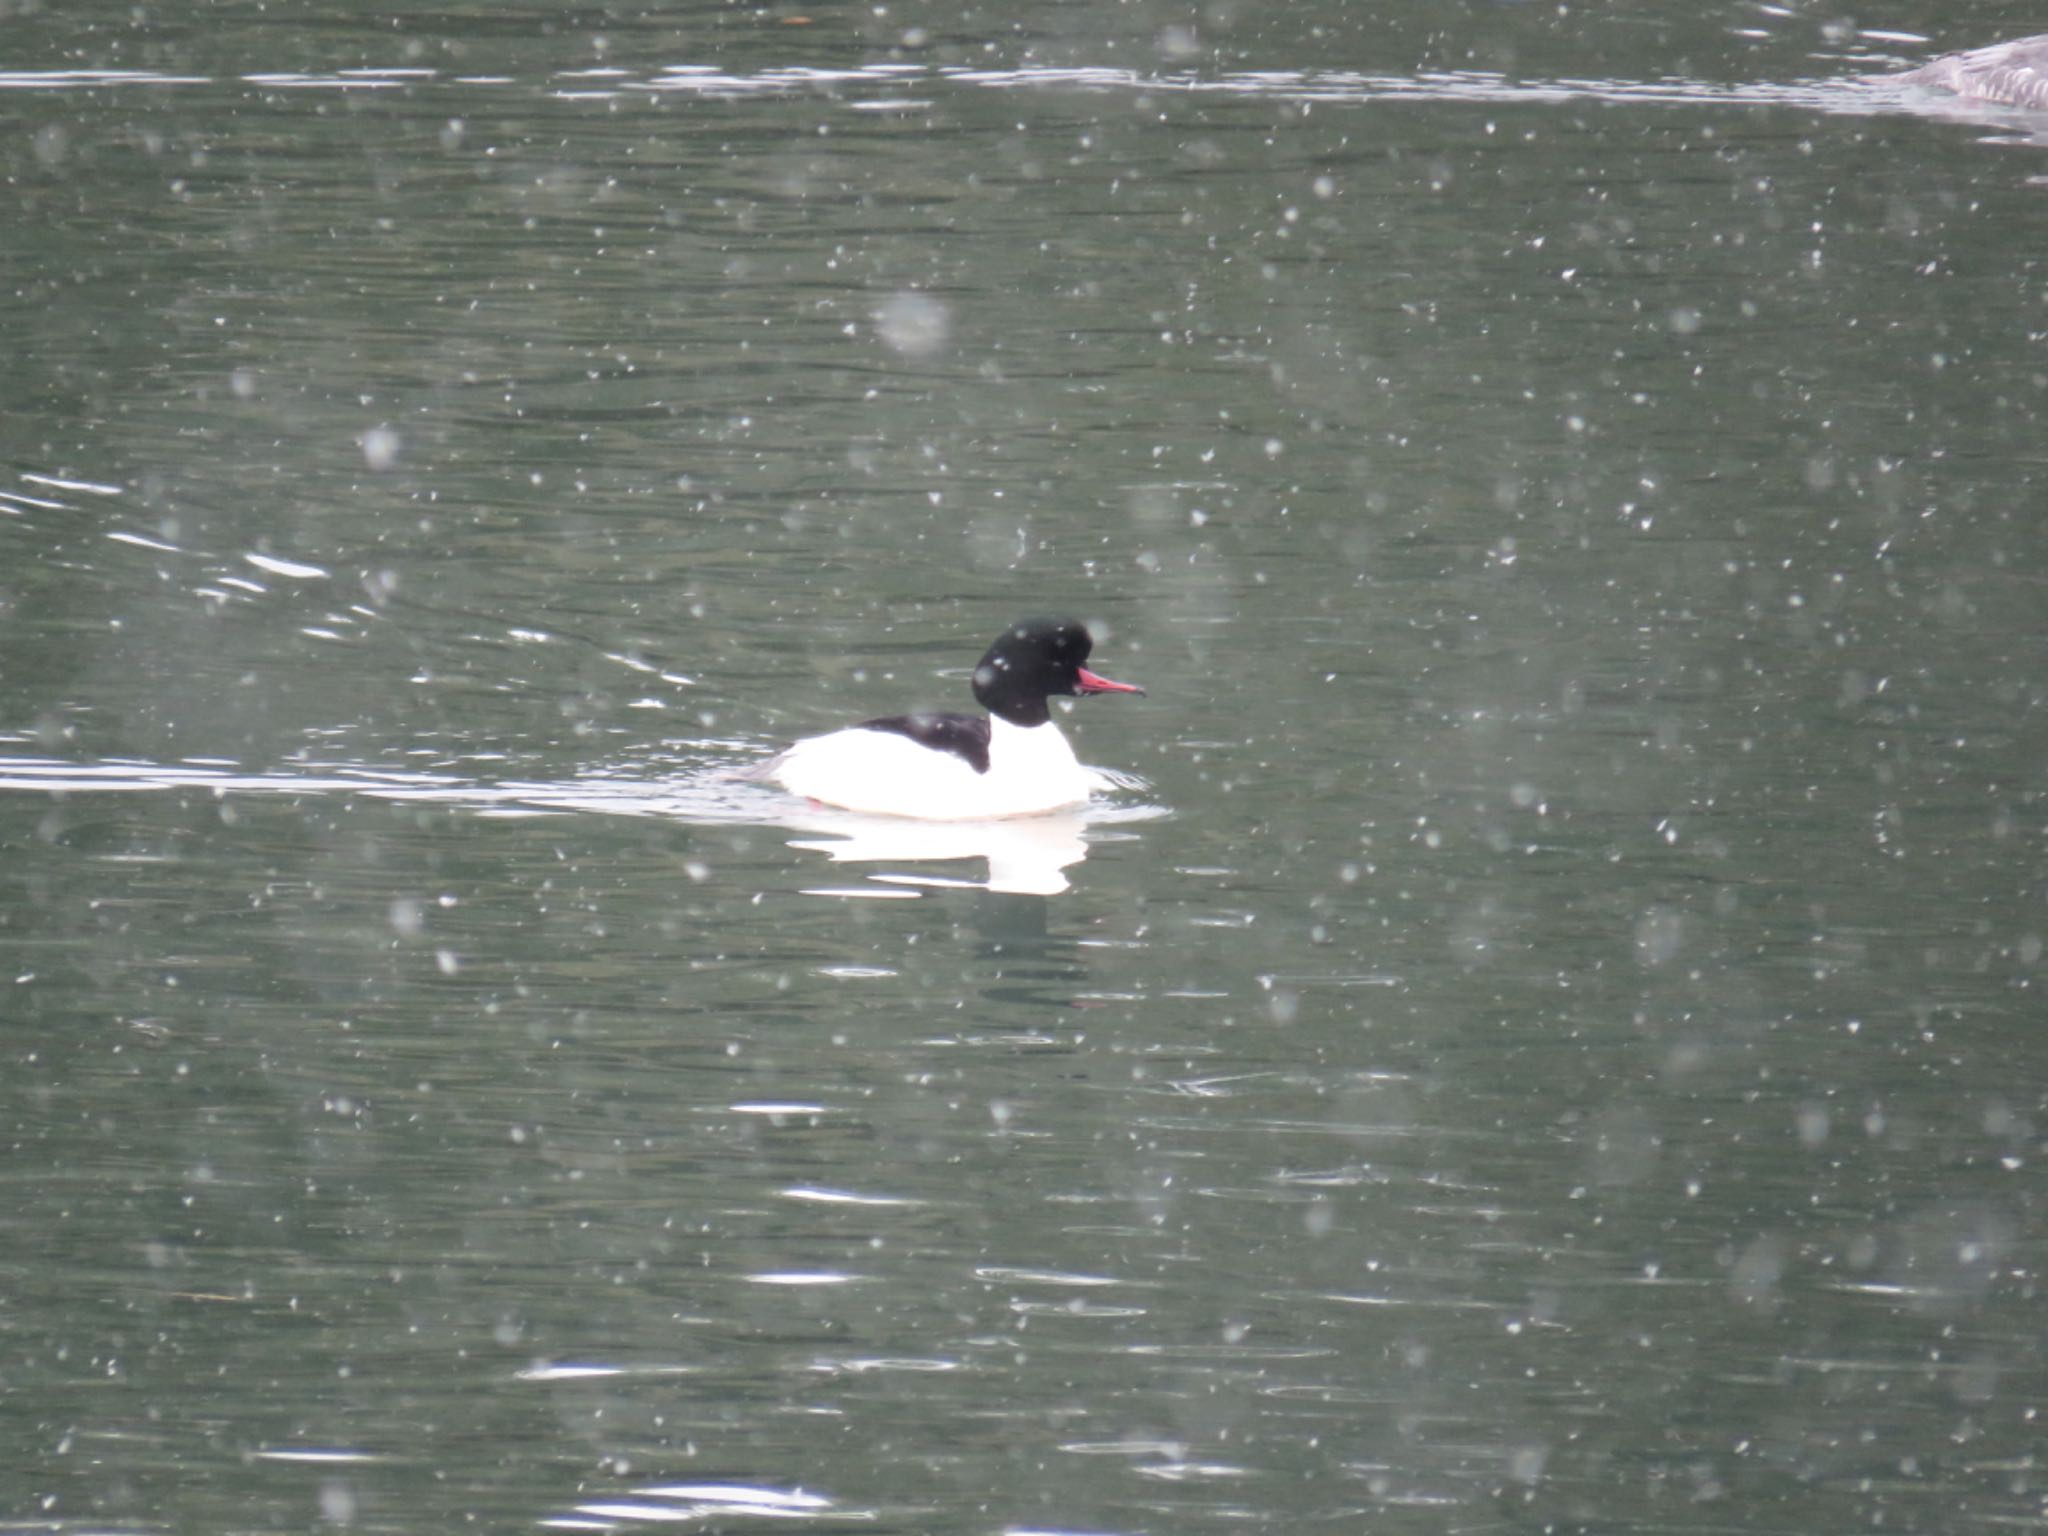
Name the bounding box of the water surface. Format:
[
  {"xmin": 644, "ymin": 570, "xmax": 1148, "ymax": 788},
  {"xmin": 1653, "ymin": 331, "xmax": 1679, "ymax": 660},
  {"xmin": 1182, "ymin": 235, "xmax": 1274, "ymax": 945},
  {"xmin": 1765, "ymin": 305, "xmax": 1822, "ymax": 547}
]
[{"xmin": 3, "ymin": 3, "xmax": 2045, "ymax": 1532}]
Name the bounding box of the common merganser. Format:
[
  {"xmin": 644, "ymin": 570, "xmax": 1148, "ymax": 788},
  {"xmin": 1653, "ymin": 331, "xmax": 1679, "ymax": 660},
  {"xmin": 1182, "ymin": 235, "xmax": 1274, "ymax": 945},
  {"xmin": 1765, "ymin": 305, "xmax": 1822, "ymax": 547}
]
[
  {"xmin": 1896, "ymin": 34, "xmax": 2048, "ymax": 110},
  {"xmin": 763, "ymin": 616, "xmax": 1144, "ymax": 820}
]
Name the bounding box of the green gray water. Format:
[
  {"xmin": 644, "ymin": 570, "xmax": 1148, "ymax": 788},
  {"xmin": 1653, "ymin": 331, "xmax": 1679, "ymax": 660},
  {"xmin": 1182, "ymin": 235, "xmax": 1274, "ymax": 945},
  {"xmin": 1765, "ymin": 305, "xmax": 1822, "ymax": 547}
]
[{"xmin": 3, "ymin": 4, "xmax": 2044, "ymax": 1532}]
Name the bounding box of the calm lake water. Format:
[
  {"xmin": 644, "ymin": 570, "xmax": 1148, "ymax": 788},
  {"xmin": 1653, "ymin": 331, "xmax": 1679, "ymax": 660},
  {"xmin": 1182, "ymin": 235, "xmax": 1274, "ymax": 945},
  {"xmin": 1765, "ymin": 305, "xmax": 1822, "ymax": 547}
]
[{"xmin": 3, "ymin": 3, "xmax": 2044, "ymax": 1532}]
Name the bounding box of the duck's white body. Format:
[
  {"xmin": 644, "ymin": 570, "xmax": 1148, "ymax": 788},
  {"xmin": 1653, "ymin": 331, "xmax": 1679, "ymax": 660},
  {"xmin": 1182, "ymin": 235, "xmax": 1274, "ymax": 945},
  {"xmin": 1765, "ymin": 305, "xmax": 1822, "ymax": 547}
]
[{"xmin": 771, "ymin": 713, "xmax": 1105, "ymax": 820}]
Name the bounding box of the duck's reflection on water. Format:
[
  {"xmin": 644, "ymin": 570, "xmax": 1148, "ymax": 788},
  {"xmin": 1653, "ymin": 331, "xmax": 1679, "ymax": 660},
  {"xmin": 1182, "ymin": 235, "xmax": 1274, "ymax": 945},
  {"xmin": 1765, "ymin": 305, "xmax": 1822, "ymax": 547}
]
[
  {"xmin": 782, "ymin": 806, "xmax": 1146, "ymax": 1014},
  {"xmin": 778, "ymin": 806, "xmax": 1094, "ymax": 897}
]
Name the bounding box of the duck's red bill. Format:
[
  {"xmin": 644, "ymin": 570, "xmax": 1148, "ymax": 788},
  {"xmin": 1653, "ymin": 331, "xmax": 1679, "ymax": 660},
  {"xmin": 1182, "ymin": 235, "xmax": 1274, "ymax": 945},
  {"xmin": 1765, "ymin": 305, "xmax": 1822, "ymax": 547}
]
[{"xmin": 1076, "ymin": 667, "xmax": 1145, "ymax": 697}]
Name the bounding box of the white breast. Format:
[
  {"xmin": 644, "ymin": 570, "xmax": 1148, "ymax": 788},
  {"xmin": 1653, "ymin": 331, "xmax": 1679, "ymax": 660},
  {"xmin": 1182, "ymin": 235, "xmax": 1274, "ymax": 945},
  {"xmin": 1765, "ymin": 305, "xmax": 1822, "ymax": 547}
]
[{"xmin": 769, "ymin": 715, "xmax": 1102, "ymax": 820}]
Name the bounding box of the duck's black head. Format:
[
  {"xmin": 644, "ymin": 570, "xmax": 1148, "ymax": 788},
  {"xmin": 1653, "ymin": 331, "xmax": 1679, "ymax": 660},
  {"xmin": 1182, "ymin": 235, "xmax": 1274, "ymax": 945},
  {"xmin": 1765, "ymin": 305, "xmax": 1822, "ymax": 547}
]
[{"xmin": 971, "ymin": 616, "xmax": 1144, "ymax": 728}]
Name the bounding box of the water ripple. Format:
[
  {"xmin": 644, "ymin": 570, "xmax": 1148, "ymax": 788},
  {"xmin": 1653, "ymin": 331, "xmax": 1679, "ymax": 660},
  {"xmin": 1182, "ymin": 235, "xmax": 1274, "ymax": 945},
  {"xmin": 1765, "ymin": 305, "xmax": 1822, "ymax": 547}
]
[{"xmin": 0, "ymin": 60, "xmax": 1954, "ymax": 120}]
